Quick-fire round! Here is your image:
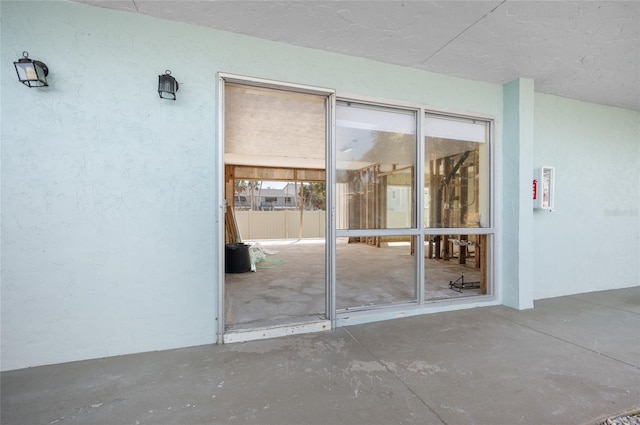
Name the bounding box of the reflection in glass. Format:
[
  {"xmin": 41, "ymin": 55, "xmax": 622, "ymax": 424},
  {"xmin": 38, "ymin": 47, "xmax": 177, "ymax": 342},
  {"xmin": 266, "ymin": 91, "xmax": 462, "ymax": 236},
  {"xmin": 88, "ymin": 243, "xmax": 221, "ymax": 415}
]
[
  {"xmin": 336, "ymin": 102, "xmax": 416, "ymax": 230},
  {"xmin": 424, "ymin": 115, "xmax": 490, "ymax": 228}
]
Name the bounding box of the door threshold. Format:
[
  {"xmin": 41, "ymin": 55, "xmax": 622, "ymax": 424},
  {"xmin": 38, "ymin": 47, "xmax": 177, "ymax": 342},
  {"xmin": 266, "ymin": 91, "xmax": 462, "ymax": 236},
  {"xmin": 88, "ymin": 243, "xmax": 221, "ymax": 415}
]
[{"xmin": 223, "ymin": 319, "xmax": 331, "ymax": 344}]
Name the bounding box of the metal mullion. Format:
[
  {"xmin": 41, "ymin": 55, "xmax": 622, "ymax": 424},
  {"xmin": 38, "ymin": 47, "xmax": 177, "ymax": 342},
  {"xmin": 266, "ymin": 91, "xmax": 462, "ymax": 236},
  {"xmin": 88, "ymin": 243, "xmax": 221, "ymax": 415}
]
[
  {"xmin": 336, "ymin": 300, "xmax": 419, "ymax": 315},
  {"xmin": 336, "ymin": 228, "xmax": 420, "ymax": 238},
  {"xmin": 326, "ymin": 93, "xmax": 337, "ymax": 328},
  {"xmin": 423, "ymin": 227, "xmax": 494, "ymax": 235},
  {"xmin": 416, "ymin": 108, "xmax": 425, "ymax": 304},
  {"xmin": 216, "ymin": 74, "xmax": 226, "ymax": 342}
]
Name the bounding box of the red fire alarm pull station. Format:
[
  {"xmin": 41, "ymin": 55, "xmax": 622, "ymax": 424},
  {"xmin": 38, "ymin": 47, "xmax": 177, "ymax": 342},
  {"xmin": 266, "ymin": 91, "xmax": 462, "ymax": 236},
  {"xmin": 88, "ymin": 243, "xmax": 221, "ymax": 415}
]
[{"xmin": 532, "ymin": 179, "xmax": 537, "ymax": 200}]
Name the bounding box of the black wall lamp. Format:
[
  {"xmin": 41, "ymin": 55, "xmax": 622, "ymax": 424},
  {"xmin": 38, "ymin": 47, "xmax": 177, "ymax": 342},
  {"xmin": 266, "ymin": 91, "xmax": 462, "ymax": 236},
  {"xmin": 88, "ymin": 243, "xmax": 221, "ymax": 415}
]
[
  {"xmin": 158, "ymin": 70, "xmax": 179, "ymax": 100},
  {"xmin": 14, "ymin": 51, "xmax": 49, "ymax": 87}
]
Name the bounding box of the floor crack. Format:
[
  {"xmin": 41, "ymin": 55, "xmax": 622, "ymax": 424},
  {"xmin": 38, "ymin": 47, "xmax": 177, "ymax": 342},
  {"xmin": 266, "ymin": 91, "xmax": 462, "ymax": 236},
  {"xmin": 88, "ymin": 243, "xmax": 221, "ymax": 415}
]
[
  {"xmin": 489, "ymin": 310, "xmax": 640, "ymax": 370},
  {"xmin": 343, "ymin": 327, "xmax": 448, "ymax": 425}
]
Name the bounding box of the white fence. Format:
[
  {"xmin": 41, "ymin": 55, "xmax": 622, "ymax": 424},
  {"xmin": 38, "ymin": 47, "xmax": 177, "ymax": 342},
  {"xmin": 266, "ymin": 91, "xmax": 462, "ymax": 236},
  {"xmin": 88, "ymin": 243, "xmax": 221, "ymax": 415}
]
[
  {"xmin": 235, "ymin": 210, "xmax": 326, "ymax": 240},
  {"xmin": 235, "ymin": 209, "xmax": 409, "ymax": 240}
]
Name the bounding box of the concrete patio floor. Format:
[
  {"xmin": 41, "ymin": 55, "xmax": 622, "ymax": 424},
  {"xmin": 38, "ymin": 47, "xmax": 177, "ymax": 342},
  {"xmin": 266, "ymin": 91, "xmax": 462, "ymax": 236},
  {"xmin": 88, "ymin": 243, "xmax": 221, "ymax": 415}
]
[
  {"xmin": 226, "ymin": 240, "xmax": 483, "ymax": 330},
  {"xmin": 2, "ymin": 287, "xmax": 639, "ymax": 425}
]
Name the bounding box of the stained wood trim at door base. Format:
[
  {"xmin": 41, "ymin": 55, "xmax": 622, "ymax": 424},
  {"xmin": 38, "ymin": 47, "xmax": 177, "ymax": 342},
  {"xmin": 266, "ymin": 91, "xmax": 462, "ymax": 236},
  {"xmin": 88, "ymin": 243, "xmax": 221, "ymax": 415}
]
[{"xmin": 222, "ymin": 320, "xmax": 331, "ymax": 344}]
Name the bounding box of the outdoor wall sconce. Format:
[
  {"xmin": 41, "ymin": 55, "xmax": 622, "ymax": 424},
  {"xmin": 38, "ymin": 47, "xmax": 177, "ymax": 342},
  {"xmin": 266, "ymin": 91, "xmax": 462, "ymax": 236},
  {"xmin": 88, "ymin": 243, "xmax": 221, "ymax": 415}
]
[
  {"xmin": 13, "ymin": 51, "xmax": 49, "ymax": 87},
  {"xmin": 158, "ymin": 70, "xmax": 179, "ymax": 100}
]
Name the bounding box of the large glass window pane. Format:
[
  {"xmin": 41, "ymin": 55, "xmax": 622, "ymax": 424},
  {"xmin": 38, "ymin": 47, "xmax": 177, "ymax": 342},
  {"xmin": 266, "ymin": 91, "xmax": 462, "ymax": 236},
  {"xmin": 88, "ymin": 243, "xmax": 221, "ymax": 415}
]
[
  {"xmin": 336, "ymin": 102, "xmax": 416, "ymax": 230},
  {"xmin": 424, "ymin": 115, "xmax": 490, "ymax": 228},
  {"xmin": 336, "ymin": 236, "xmax": 417, "ymax": 310},
  {"xmin": 424, "ymin": 233, "xmax": 489, "ymax": 301}
]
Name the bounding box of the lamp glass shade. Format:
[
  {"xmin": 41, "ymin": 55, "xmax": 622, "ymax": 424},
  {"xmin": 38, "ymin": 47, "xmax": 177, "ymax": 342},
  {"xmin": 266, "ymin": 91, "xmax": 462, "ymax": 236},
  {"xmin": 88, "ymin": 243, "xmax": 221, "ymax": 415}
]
[
  {"xmin": 158, "ymin": 73, "xmax": 178, "ymax": 100},
  {"xmin": 14, "ymin": 59, "xmax": 48, "ymax": 87}
]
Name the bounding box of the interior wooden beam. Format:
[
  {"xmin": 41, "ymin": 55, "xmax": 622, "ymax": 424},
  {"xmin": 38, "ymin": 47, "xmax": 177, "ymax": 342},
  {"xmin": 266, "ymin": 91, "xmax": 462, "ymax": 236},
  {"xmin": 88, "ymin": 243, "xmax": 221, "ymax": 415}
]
[
  {"xmin": 230, "ymin": 165, "xmax": 325, "ymax": 182},
  {"xmin": 225, "ymin": 164, "xmax": 235, "ymax": 208},
  {"xmin": 479, "ymin": 234, "xmax": 487, "ymax": 294}
]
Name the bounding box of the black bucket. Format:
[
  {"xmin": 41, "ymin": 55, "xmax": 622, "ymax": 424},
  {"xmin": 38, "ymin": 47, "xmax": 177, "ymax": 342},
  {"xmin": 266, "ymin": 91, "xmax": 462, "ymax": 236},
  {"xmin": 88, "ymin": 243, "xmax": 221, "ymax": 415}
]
[{"xmin": 225, "ymin": 243, "xmax": 251, "ymax": 273}]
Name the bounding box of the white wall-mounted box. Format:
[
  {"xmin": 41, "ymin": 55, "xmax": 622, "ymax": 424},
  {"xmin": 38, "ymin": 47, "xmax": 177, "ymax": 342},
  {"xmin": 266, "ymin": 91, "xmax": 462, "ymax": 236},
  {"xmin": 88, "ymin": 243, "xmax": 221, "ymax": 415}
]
[{"xmin": 533, "ymin": 166, "xmax": 555, "ymax": 210}]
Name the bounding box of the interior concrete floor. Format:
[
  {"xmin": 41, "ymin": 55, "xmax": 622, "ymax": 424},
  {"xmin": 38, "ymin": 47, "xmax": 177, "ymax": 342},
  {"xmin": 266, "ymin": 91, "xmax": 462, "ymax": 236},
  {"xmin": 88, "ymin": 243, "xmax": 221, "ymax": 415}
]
[
  {"xmin": 2, "ymin": 287, "xmax": 638, "ymax": 425},
  {"xmin": 225, "ymin": 239, "xmax": 482, "ymax": 330}
]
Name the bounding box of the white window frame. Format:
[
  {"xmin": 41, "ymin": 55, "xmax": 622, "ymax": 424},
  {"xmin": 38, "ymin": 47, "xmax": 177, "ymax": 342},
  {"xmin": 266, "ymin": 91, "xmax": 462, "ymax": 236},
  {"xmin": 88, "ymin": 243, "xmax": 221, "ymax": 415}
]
[
  {"xmin": 217, "ymin": 73, "xmax": 336, "ymax": 341},
  {"xmin": 216, "ymin": 75, "xmax": 500, "ymax": 339},
  {"xmin": 334, "ymin": 94, "xmax": 499, "ymax": 325}
]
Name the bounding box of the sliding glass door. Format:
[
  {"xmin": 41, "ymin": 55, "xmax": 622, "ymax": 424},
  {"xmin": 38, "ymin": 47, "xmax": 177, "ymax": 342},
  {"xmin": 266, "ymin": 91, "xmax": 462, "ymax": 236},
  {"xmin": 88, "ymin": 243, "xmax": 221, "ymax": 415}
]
[
  {"xmin": 218, "ymin": 73, "xmax": 495, "ymax": 342},
  {"xmin": 335, "ymin": 101, "xmax": 420, "ymax": 311}
]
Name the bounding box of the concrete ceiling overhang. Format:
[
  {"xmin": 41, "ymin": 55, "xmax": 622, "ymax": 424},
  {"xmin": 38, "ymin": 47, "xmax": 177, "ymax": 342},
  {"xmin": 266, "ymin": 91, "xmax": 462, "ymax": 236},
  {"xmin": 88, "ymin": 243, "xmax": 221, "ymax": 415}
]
[{"xmin": 75, "ymin": 0, "xmax": 639, "ymax": 111}]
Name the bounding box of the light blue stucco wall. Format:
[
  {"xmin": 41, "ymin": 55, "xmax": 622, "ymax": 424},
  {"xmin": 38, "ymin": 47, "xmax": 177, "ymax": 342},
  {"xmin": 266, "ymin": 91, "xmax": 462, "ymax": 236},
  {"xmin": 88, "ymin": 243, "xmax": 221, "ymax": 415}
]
[
  {"xmin": 501, "ymin": 79, "xmax": 535, "ymax": 310},
  {"xmin": 533, "ymin": 94, "xmax": 640, "ymax": 299},
  {"xmin": 3, "ymin": 0, "xmax": 637, "ymax": 371},
  {"xmin": 1, "ymin": 1, "xmax": 503, "ymax": 370}
]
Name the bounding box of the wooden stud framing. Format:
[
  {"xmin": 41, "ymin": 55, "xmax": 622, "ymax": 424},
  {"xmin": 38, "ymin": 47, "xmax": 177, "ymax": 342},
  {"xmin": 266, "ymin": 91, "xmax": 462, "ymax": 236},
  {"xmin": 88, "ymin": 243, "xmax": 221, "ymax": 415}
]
[{"xmin": 479, "ymin": 234, "xmax": 487, "ymax": 294}]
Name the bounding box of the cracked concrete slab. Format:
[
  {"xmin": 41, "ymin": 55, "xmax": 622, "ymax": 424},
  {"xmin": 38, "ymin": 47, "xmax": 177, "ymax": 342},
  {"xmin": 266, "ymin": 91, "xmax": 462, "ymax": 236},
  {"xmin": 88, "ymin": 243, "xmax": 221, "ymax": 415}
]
[{"xmin": 2, "ymin": 288, "xmax": 638, "ymax": 425}]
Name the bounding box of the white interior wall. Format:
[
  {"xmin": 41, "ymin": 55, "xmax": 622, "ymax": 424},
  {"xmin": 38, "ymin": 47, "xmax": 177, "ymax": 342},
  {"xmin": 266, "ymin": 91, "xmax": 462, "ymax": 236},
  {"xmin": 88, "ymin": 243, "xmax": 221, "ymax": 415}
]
[{"xmin": 533, "ymin": 94, "xmax": 640, "ymax": 299}]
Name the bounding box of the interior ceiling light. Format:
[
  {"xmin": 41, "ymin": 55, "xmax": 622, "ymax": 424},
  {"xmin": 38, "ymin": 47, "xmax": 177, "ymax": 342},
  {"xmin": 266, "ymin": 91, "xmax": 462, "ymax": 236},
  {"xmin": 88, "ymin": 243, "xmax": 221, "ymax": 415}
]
[
  {"xmin": 14, "ymin": 51, "xmax": 49, "ymax": 87},
  {"xmin": 158, "ymin": 70, "xmax": 179, "ymax": 100}
]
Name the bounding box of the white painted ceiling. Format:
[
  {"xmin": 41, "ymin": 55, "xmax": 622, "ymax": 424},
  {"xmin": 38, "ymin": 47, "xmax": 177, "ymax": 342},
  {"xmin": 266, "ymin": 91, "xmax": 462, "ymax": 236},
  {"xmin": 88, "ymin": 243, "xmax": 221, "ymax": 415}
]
[{"xmin": 76, "ymin": 0, "xmax": 639, "ymax": 111}]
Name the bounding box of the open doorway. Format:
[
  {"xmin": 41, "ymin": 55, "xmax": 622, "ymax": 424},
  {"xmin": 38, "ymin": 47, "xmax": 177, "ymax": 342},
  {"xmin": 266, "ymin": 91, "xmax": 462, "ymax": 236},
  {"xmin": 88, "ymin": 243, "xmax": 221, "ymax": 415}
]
[
  {"xmin": 220, "ymin": 78, "xmax": 334, "ymax": 338},
  {"xmin": 225, "ymin": 178, "xmax": 326, "ymax": 330}
]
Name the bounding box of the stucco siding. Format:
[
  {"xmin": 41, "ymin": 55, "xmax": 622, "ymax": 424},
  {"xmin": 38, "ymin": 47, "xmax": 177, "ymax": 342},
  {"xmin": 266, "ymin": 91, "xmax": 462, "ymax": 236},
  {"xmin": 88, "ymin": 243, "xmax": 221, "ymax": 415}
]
[{"xmin": 533, "ymin": 94, "xmax": 640, "ymax": 299}]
